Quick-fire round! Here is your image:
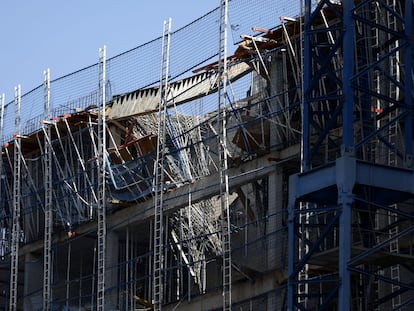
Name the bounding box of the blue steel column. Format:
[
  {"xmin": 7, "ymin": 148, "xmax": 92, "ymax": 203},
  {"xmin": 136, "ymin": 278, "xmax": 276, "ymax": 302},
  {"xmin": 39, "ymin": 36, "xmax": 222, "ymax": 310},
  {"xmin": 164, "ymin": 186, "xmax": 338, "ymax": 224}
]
[
  {"xmin": 342, "ymin": 0, "xmax": 355, "ymax": 153},
  {"xmin": 338, "ymin": 1, "xmax": 355, "ymax": 310},
  {"xmin": 404, "ymin": 0, "xmax": 412, "ymax": 167},
  {"xmin": 336, "ymin": 156, "xmax": 355, "ymax": 311},
  {"xmin": 302, "ymin": 0, "xmax": 311, "ymax": 172}
]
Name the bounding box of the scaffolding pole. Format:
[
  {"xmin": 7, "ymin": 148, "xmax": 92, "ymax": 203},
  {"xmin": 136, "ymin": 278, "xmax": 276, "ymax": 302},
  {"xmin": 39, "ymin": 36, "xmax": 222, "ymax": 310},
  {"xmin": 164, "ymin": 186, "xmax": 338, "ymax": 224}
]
[
  {"xmin": 0, "ymin": 93, "xmax": 4, "ymax": 225},
  {"xmin": 9, "ymin": 85, "xmax": 21, "ymax": 311},
  {"xmin": 0, "ymin": 93, "xmax": 5, "ymax": 262},
  {"xmin": 97, "ymin": 46, "xmax": 107, "ymax": 311},
  {"xmin": 218, "ymin": 0, "xmax": 232, "ymax": 310},
  {"xmin": 43, "ymin": 69, "xmax": 53, "ymax": 311},
  {"xmin": 153, "ymin": 18, "xmax": 172, "ymax": 311}
]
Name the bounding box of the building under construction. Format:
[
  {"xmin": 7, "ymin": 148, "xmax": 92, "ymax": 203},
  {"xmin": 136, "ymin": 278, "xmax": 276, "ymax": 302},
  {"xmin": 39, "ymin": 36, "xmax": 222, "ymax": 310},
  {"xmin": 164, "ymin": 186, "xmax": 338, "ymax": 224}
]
[{"xmin": 0, "ymin": 0, "xmax": 413, "ymax": 310}]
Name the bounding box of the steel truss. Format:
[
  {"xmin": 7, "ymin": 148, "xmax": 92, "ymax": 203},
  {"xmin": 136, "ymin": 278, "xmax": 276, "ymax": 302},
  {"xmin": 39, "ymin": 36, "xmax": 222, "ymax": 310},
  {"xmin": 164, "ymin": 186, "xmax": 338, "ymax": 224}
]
[{"xmin": 288, "ymin": 0, "xmax": 413, "ymax": 310}]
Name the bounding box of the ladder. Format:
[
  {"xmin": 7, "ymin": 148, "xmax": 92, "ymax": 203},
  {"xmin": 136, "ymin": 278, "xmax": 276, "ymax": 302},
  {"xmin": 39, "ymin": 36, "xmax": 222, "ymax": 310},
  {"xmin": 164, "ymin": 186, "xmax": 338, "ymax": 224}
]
[
  {"xmin": 297, "ymin": 207, "xmax": 309, "ymax": 307},
  {"xmin": 153, "ymin": 18, "xmax": 171, "ymax": 311},
  {"xmin": 218, "ymin": 1, "xmax": 232, "ymax": 310},
  {"xmin": 43, "ymin": 69, "xmax": 53, "ymax": 311},
  {"xmin": 97, "ymin": 46, "xmax": 107, "ymax": 311},
  {"xmin": 386, "ymin": 1, "xmax": 401, "ymax": 308},
  {"xmin": 387, "ymin": 0, "xmax": 400, "ymax": 167},
  {"xmin": 9, "ymin": 85, "xmax": 21, "ymax": 311},
  {"xmin": 373, "ymin": 4, "xmax": 383, "ymax": 307}
]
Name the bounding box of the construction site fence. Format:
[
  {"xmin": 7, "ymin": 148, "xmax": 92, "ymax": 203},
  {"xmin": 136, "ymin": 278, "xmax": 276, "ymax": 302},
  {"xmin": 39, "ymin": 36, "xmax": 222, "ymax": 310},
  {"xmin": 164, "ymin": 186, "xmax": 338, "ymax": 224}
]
[{"xmin": 0, "ymin": 0, "xmax": 305, "ymax": 144}]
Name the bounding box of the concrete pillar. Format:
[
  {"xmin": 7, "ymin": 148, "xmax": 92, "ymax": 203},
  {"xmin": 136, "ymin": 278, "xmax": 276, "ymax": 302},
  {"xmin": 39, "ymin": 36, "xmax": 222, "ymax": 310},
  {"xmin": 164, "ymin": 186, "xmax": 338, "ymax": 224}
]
[
  {"xmin": 105, "ymin": 230, "xmax": 119, "ymax": 310},
  {"xmin": 267, "ymin": 168, "xmax": 284, "ymax": 269},
  {"xmin": 267, "ymin": 167, "xmax": 285, "ymax": 310},
  {"xmin": 269, "ymin": 49, "xmax": 289, "ymax": 146},
  {"xmin": 23, "ymin": 253, "xmax": 43, "ymax": 311},
  {"xmin": 267, "ymin": 49, "xmax": 287, "ymax": 309},
  {"xmin": 268, "ymin": 49, "xmax": 286, "ymax": 270}
]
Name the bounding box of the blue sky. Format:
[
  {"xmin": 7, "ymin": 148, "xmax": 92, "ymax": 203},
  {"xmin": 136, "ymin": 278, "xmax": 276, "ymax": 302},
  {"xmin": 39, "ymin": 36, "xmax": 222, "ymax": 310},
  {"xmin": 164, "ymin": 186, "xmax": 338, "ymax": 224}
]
[{"xmin": 0, "ymin": 1, "xmax": 218, "ymax": 102}]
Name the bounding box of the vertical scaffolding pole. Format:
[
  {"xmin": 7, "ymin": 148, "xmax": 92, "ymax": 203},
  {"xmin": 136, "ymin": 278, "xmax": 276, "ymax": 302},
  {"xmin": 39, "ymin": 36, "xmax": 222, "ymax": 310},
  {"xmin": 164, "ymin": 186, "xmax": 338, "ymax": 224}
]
[
  {"xmin": 0, "ymin": 94, "xmax": 5, "ymax": 259},
  {"xmin": 0, "ymin": 93, "xmax": 3, "ymax": 140},
  {"xmin": 386, "ymin": 1, "xmax": 402, "ymax": 308},
  {"xmin": 97, "ymin": 46, "xmax": 107, "ymax": 311},
  {"xmin": 218, "ymin": 1, "xmax": 232, "ymax": 310},
  {"xmin": 9, "ymin": 85, "xmax": 21, "ymax": 311},
  {"xmin": 404, "ymin": 0, "xmax": 413, "ymax": 166},
  {"xmin": 153, "ymin": 18, "xmax": 171, "ymax": 311},
  {"xmin": 0, "ymin": 93, "xmax": 4, "ymax": 219},
  {"xmin": 43, "ymin": 69, "xmax": 52, "ymax": 311}
]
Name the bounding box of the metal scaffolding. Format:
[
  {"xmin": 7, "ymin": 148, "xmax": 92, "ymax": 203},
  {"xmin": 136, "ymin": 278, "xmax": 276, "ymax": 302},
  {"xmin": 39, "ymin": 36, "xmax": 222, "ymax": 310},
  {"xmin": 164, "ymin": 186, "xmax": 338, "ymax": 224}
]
[{"xmin": 0, "ymin": 1, "xmax": 413, "ymax": 310}]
